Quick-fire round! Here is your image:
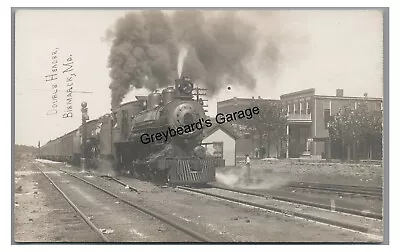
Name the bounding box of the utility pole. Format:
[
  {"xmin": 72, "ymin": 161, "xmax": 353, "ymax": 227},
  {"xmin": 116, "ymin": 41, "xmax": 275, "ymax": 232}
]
[
  {"xmin": 194, "ymin": 87, "xmax": 208, "ymax": 113},
  {"xmin": 81, "ymin": 101, "xmax": 89, "ymax": 171},
  {"xmin": 38, "ymin": 141, "xmax": 41, "ymax": 158}
]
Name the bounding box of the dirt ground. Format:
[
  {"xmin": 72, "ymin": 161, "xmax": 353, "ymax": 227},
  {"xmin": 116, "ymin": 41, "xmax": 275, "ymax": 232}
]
[
  {"xmin": 80, "ymin": 168, "xmax": 382, "ymax": 242},
  {"xmin": 13, "ymin": 157, "xmax": 383, "ymax": 243},
  {"xmin": 13, "ymin": 157, "xmax": 103, "ymax": 242}
]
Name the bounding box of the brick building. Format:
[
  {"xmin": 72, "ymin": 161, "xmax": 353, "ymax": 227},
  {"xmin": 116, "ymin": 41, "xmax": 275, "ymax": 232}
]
[
  {"xmin": 280, "ymin": 88, "xmax": 383, "ymax": 159},
  {"xmin": 216, "ymin": 90, "xmax": 383, "ymax": 161}
]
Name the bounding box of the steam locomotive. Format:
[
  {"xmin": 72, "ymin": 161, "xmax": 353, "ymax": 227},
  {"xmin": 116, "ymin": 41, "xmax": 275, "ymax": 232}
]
[{"xmin": 39, "ymin": 76, "xmax": 223, "ymax": 185}]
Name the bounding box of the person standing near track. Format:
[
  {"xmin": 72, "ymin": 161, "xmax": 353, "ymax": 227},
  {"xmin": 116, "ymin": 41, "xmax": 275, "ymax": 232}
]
[{"xmin": 245, "ymin": 154, "xmax": 251, "ymax": 183}]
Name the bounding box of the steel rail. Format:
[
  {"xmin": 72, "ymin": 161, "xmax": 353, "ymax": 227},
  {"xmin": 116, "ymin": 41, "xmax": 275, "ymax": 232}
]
[
  {"xmin": 177, "ymin": 186, "xmax": 380, "ymax": 235},
  {"xmin": 289, "ymin": 185, "xmax": 382, "ymax": 197},
  {"xmin": 99, "ymin": 175, "xmax": 140, "ymax": 193},
  {"xmin": 293, "ymin": 182, "xmax": 382, "ymax": 191},
  {"xmin": 210, "ymin": 185, "xmax": 382, "ymax": 220},
  {"xmin": 34, "ymin": 164, "xmax": 110, "ymax": 242},
  {"xmin": 61, "ymin": 170, "xmax": 214, "ymax": 242}
]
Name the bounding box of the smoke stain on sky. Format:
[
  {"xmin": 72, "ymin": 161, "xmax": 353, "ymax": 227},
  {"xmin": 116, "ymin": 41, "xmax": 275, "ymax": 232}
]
[{"xmin": 106, "ymin": 10, "xmax": 286, "ymax": 107}]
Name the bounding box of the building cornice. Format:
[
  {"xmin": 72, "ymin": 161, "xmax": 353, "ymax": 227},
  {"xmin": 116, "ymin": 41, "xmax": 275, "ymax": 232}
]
[{"xmin": 314, "ymin": 95, "xmax": 383, "ymax": 101}]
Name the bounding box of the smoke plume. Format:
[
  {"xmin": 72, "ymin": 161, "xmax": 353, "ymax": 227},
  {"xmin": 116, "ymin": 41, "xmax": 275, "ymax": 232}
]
[
  {"xmin": 216, "ymin": 166, "xmax": 291, "ymax": 190},
  {"xmin": 107, "ymin": 10, "xmax": 281, "ymax": 107},
  {"xmin": 177, "ymin": 44, "xmax": 188, "ymax": 78}
]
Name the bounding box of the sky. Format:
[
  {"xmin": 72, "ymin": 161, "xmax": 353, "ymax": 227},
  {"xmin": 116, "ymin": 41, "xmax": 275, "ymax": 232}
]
[{"xmin": 15, "ymin": 9, "xmax": 384, "ymax": 147}]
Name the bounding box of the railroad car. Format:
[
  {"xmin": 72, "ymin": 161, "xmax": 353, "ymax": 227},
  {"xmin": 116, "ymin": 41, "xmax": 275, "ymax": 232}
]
[{"xmin": 39, "ymin": 119, "xmax": 99, "ymax": 164}]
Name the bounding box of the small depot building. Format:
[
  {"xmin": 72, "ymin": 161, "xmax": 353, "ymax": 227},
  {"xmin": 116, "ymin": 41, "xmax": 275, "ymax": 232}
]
[{"xmin": 202, "ymin": 119, "xmax": 238, "ymax": 166}]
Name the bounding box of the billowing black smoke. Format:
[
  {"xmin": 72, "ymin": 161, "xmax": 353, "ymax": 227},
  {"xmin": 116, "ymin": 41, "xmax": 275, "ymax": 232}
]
[{"xmin": 107, "ymin": 10, "xmax": 278, "ymax": 107}]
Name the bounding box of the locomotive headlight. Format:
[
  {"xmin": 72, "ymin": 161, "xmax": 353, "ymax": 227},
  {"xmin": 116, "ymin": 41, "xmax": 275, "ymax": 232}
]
[{"xmin": 179, "ymin": 81, "xmax": 194, "ymax": 94}]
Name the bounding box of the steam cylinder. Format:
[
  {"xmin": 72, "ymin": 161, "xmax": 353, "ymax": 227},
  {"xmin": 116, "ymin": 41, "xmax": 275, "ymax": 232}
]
[
  {"xmin": 162, "ymin": 87, "xmax": 175, "ymax": 105},
  {"xmin": 130, "ymin": 102, "xmax": 143, "ymax": 117},
  {"xmin": 147, "ymin": 91, "xmax": 162, "ymax": 109}
]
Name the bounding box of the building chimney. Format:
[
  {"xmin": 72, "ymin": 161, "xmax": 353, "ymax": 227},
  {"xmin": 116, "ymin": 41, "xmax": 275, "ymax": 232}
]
[{"xmin": 336, "ymin": 89, "xmax": 344, "ymax": 97}]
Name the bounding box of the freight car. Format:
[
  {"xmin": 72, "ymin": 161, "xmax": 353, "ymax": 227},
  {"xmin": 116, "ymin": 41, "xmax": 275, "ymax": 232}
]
[{"xmin": 39, "ymin": 119, "xmax": 100, "ymax": 165}]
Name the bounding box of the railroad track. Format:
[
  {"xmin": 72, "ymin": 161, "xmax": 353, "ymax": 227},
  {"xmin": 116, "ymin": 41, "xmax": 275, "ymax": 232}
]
[
  {"xmin": 99, "ymin": 175, "xmax": 140, "ymax": 193},
  {"xmin": 208, "ymin": 185, "xmax": 382, "ymax": 219},
  {"xmin": 34, "ymin": 163, "xmax": 110, "ymax": 242},
  {"xmin": 176, "ymin": 185, "xmax": 383, "ymax": 238},
  {"xmin": 34, "ymin": 162, "xmax": 214, "ymax": 242},
  {"xmin": 289, "ymin": 182, "xmax": 382, "ymax": 198}
]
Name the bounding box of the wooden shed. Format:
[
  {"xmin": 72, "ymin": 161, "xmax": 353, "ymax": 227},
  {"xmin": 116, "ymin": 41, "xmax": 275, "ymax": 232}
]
[{"xmin": 202, "ymin": 119, "xmax": 238, "ymax": 166}]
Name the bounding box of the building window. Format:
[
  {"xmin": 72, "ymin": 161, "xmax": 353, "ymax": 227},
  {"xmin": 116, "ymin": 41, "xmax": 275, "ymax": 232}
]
[
  {"xmin": 306, "ymin": 101, "xmax": 311, "ymax": 114},
  {"xmin": 202, "ymin": 142, "xmax": 223, "ymax": 158},
  {"xmin": 301, "ymin": 101, "xmax": 306, "ymax": 114},
  {"xmin": 112, "ymin": 112, "xmax": 118, "ymax": 128},
  {"xmin": 324, "ymin": 109, "xmax": 331, "ymax": 129},
  {"xmin": 287, "ymin": 104, "xmax": 290, "ymax": 115},
  {"xmin": 213, "ymin": 142, "xmax": 224, "ymax": 158},
  {"xmin": 293, "ymin": 103, "xmax": 297, "ymax": 114},
  {"xmin": 122, "ymin": 110, "xmax": 128, "ymax": 119},
  {"xmin": 121, "ymin": 110, "xmax": 128, "ymax": 134},
  {"xmin": 376, "ymin": 102, "xmax": 382, "ymax": 111}
]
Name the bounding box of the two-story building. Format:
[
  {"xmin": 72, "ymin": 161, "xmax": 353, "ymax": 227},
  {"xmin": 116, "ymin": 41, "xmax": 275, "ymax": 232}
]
[
  {"xmin": 280, "ymin": 88, "xmax": 383, "ymax": 159},
  {"xmin": 216, "ymin": 89, "xmax": 383, "ymax": 161}
]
